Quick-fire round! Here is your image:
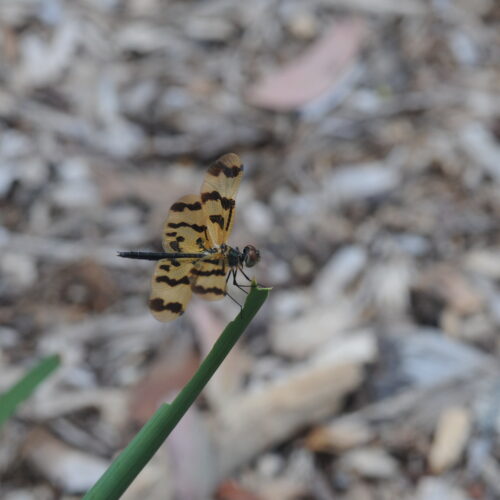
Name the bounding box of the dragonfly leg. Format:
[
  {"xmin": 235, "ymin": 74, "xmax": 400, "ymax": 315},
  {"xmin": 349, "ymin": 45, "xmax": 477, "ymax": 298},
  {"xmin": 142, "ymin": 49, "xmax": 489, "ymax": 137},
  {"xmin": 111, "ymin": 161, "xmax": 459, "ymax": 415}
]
[
  {"xmin": 231, "ymin": 268, "xmax": 250, "ymax": 295},
  {"xmin": 225, "ymin": 288, "xmax": 243, "ymax": 315},
  {"xmin": 222, "ymin": 268, "xmax": 243, "ymax": 316},
  {"xmin": 234, "ymin": 266, "xmax": 264, "ymax": 288}
]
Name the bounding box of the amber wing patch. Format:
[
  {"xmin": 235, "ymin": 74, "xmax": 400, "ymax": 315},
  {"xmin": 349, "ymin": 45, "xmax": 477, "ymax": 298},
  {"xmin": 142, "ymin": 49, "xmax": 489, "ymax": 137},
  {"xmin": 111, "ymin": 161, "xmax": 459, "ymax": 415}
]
[
  {"xmin": 190, "ymin": 254, "xmax": 227, "ymax": 301},
  {"xmin": 149, "ymin": 259, "xmax": 194, "ymax": 321},
  {"xmin": 201, "ymin": 153, "xmax": 243, "ymax": 246},
  {"xmin": 163, "ymin": 194, "xmax": 212, "ymax": 252}
]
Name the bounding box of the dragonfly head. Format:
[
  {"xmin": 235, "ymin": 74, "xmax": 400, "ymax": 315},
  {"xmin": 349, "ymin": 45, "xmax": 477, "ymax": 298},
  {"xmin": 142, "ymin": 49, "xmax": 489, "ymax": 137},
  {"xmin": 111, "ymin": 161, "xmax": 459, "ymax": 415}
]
[{"xmin": 242, "ymin": 245, "xmax": 260, "ymax": 268}]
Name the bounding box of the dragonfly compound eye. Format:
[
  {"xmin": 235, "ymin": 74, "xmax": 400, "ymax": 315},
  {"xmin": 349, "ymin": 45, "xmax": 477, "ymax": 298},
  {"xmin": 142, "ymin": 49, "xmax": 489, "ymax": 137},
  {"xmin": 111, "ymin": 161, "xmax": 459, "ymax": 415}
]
[{"xmin": 243, "ymin": 245, "xmax": 260, "ymax": 268}]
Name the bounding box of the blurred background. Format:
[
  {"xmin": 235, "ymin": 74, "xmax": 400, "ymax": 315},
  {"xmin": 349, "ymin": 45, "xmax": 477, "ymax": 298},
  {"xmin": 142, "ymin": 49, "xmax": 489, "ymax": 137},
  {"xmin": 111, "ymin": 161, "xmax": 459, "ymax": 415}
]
[{"xmin": 1, "ymin": 0, "xmax": 500, "ymax": 499}]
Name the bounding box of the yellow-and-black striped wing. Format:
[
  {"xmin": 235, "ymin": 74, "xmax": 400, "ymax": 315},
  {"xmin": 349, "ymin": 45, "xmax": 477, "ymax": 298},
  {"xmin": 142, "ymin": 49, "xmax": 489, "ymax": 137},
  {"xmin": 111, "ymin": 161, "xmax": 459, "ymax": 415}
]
[
  {"xmin": 190, "ymin": 254, "xmax": 227, "ymax": 301},
  {"xmin": 150, "ymin": 192, "xmax": 213, "ymax": 322},
  {"xmin": 162, "ymin": 194, "xmax": 212, "ymax": 252},
  {"xmin": 149, "ymin": 259, "xmax": 193, "ymax": 322},
  {"xmin": 200, "ymin": 153, "xmax": 243, "ymax": 246}
]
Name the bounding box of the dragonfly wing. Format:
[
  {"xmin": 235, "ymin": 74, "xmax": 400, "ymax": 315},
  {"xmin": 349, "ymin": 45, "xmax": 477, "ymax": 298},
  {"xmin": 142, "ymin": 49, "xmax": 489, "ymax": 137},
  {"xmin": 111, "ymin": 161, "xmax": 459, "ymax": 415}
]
[
  {"xmin": 162, "ymin": 194, "xmax": 212, "ymax": 252},
  {"xmin": 201, "ymin": 153, "xmax": 243, "ymax": 246},
  {"xmin": 149, "ymin": 259, "xmax": 194, "ymax": 322},
  {"xmin": 191, "ymin": 256, "xmax": 227, "ymax": 301}
]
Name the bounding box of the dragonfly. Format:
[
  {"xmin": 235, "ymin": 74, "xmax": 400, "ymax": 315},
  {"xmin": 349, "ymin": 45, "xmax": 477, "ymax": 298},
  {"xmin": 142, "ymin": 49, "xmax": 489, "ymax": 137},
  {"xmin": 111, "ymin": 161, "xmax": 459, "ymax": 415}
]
[{"xmin": 118, "ymin": 153, "xmax": 260, "ymax": 322}]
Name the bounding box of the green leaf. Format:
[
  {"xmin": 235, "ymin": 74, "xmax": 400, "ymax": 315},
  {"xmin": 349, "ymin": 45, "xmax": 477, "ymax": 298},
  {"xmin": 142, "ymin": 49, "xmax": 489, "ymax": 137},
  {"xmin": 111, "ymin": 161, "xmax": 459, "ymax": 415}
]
[
  {"xmin": 84, "ymin": 284, "xmax": 269, "ymax": 500},
  {"xmin": 0, "ymin": 354, "xmax": 61, "ymax": 429}
]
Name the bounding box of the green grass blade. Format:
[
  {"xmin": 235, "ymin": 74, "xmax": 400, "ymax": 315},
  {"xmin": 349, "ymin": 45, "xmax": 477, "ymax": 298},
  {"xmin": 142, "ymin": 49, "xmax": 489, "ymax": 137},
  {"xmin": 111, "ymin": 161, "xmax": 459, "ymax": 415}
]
[
  {"xmin": 0, "ymin": 354, "xmax": 61, "ymax": 429},
  {"xmin": 84, "ymin": 284, "xmax": 269, "ymax": 500}
]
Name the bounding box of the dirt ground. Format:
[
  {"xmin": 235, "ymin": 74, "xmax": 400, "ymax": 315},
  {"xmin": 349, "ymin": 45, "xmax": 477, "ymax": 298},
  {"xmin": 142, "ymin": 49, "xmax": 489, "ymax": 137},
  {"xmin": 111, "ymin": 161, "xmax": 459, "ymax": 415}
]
[{"xmin": 1, "ymin": 1, "xmax": 500, "ymax": 499}]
